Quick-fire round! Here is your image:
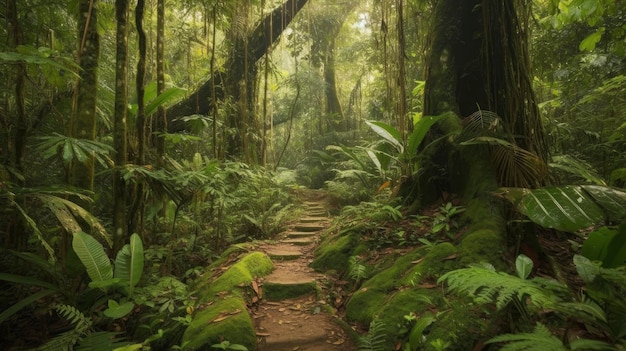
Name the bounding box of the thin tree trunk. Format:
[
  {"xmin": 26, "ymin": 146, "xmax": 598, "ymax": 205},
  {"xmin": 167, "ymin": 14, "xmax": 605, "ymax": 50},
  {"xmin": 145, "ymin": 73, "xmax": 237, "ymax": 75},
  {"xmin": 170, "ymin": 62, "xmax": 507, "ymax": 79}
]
[
  {"xmin": 70, "ymin": 0, "xmax": 100, "ymax": 191},
  {"xmin": 129, "ymin": 0, "xmax": 147, "ymax": 236},
  {"xmin": 7, "ymin": 0, "xmax": 26, "ymax": 175},
  {"xmin": 113, "ymin": 0, "xmax": 130, "ymax": 249},
  {"xmin": 155, "ymin": 0, "xmax": 166, "ymax": 163},
  {"xmin": 396, "ymin": 0, "xmax": 408, "ymax": 141}
]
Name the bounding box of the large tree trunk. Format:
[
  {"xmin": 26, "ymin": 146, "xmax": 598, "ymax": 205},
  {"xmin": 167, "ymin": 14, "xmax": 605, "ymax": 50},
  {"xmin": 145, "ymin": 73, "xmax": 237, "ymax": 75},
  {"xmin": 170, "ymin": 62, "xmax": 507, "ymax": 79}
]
[
  {"xmin": 419, "ymin": 0, "xmax": 547, "ymax": 203},
  {"xmin": 166, "ymin": 0, "xmax": 309, "ymax": 159}
]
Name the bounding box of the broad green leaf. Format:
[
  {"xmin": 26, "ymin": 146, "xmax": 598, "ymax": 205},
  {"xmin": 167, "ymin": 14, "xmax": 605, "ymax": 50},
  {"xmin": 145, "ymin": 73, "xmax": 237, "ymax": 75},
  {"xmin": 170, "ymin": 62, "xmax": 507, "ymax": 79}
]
[
  {"xmin": 72, "ymin": 231, "xmax": 113, "ymax": 283},
  {"xmin": 515, "ymin": 254, "xmax": 533, "ymax": 280},
  {"xmin": 581, "ymin": 185, "xmax": 626, "ymax": 223},
  {"xmin": 365, "ymin": 120, "xmax": 403, "ymax": 153},
  {"xmin": 582, "ymin": 227, "xmax": 616, "ymax": 265},
  {"xmin": 114, "ymin": 234, "xmax": 144, "ymax": 296},
  {"xmin": 365, "ymin": 149, "xmax": 384, "ymax": 177},
  {"xmin": 502, "ymin": 186, "xmax": 605, "ymax": 232},
  {"xmin": 407, "ymin": 115, "xmax": 444, "ymax": 157},
  {"xmin": 104, "ymin": 299, "xmax": 135, "ymax": 319},
  {"xmin": 579, "ymin": 27, "xmax": 605, "ymax": 51},
  {"xmin": 574, "ymin": 255, "xmax": 600, "ymax": 283}
]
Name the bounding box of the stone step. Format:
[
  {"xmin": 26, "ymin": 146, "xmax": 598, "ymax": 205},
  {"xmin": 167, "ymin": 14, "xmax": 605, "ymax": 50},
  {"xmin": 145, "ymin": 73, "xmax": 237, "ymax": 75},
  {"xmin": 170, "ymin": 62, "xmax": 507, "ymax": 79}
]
[
  {"xmin": 293, "ymin": 223, "xmax": 325, "ymax": 232},
  {"xmin": 285, "ymin": 231, "xmax": 317, "ymax": 239},
  {"xmin": 281, "ymin": 238, "xmax": 314, "ymax": 246},
  {"xmin": 298, "ymin": 216, "xmax": 327, "ymax": 223},
  {"xmin": 262, "ymin": 272, "xmax": 318, "ymax": 300},
  {"xmin": 265, "ymin": 248, "xmax": 302, "ymax": 261}
]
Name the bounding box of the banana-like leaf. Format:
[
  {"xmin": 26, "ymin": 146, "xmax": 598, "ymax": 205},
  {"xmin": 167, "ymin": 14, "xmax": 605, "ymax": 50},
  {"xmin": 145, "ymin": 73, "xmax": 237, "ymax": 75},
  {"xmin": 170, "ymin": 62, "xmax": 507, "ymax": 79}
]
[
  {"xmin": 501, "ymin": 185, "xmax": 626, "ymax": 232},
  {"xmin": 365, "ymin": 120, "xmax": 403, "ymax": 153},
  {"xmin": 72, "ymin": 231, "xmax": 113, "ymax": 284},
  {"xmin": 114, "ymin": 233, "xmax": 144, "ymax": 296},
  {"xmin": 407, "ymin": 115, "xmax": 444, "ymax": 157}
]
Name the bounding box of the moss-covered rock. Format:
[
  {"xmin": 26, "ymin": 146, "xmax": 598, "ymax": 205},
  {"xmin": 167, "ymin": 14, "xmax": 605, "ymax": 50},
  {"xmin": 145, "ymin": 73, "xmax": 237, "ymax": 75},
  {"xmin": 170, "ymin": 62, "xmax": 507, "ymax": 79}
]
[
  {"xmin": 182, "ymin": 296, "xmax": 256, "ymax": 350},
  {"xmin": 195, "ymin": 251, "xmax": 273, "ymax": 301},
  {"xmin": 311, "ymin": 231, "xmax": 360, "ymax": 273},
  {"xmin": 459, "ymin": 229, "xmax": 505, "ymax": 268},
  {"xmin": 345, "ymin": 288, "xmax": 388, "ymax": 325},
  {"xmin": 184, "ymin": 251, "xmax": 274, "ymax": 350}
]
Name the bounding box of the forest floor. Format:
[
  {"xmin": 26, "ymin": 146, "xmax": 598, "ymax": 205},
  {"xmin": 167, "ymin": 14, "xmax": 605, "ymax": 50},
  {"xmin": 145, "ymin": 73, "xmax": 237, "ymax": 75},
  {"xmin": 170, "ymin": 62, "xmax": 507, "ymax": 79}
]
[{"xmin": 250, "ymin": 189, "xmax": 357, "ymax": 351}]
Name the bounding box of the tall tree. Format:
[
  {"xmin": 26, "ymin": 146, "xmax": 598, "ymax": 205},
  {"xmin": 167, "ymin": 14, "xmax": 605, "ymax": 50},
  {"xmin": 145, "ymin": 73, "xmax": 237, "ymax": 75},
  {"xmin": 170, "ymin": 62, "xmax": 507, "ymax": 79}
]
[
  {"xmin": 166, "ymin": 0, "xmax": 309, "ymax": 159},
  {"xmin": 70, "ymin": 0, "xmax": 100, "ymax": 191},
  {"xmin": 6, "ymin": 0, "xmax": 26, "ymax": 174},
  {"xmin": 113, "ymin": 0, "xmax": 130, "ymax": 249},
  {"xmin": 420, "ymin": 0, "xmax": 548, "ymax": 201},
  {"xmin": 154, "ymin": 0, "xmax": 166, "ymax": 163}
]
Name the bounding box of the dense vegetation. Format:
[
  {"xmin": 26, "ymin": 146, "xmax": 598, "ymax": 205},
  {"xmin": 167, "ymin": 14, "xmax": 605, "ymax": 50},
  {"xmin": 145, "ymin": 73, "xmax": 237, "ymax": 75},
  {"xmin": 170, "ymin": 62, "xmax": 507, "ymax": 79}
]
[{"xmin": 1, "ymin": 0, "xmax": 624, "ymax": 350}]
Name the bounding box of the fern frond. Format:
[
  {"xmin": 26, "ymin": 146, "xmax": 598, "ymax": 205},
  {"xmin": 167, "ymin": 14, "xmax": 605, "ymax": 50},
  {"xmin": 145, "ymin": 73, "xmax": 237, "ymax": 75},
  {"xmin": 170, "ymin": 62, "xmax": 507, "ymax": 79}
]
[
  {"xmin": 34, "ymin": 305, "xmax": 93, "ymax": 351},
  {"xmin": 75, "ymin": 331, "xmax": 130, "ymax": 351},
  {"xmin": 358, "ymin": 320, "xmax": 388, "ymax": 351},
  {"xmin": 487, "ymin": 323, "xmax": 614, "ymax": 351},
  {"xmin": 486, "ymin": 323, "xmax": 566, "ymax": 350},
  {"xmin": 438, "ymin": 266, "xmax": 564, "ymax": 310}
]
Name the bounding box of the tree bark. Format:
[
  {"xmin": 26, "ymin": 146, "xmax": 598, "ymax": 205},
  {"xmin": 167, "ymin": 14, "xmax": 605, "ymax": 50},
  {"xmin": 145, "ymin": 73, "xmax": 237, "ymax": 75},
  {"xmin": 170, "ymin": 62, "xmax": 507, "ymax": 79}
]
[
  {"xmin": 7, "ymin": 0, "xmax": 26, "ymax": 175},
  {"xmin": 165, "ymin": 0, "xmax": 309, "ymax": 158},
  {"xmin": 70, "ymin": 0, "xmax": 100, "ymax": 191},
  {"xmin": 155, "ymin": 0, "xmax": 166, "ymax": 163},
  {"xmin": 113, "ymin": 0, "xmax": 130, "ymax": 249},
  {"xmin": 418, "ymin": 0, "xmax": 546, "ymax": 202}
]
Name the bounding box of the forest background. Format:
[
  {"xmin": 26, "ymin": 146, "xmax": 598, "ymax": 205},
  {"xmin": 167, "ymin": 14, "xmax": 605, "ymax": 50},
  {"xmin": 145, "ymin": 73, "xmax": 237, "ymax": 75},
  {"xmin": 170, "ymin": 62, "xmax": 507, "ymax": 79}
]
[{"xmin": 1, "ymin": 0, "xmax": 625, "ymax": 350}]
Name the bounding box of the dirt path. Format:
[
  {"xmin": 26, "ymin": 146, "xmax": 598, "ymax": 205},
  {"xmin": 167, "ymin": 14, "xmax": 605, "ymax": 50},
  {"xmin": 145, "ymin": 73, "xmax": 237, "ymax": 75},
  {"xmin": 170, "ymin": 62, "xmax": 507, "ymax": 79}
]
[{"xmin": 252, "ymin": 190, "xmax": 356, "ymax": 351}]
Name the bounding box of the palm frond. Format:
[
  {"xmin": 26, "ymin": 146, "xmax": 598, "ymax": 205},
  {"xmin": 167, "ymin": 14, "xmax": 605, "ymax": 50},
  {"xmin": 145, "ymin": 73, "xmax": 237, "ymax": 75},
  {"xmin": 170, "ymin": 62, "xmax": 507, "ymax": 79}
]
[{"xmin": 33, "ymin": 305, "xmax": 93, "ymax": 351}]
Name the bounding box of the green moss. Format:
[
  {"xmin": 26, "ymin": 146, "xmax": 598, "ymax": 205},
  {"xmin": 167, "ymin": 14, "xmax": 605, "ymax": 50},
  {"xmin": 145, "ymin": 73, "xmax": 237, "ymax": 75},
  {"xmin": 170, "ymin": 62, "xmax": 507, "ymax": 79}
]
[
  {"xmin": 459, "ymin": 229, "xmax": 505, "ymax": 268},
  {"xmin": 311, "ymin": 232, "xmax": 359, "ymax": 273},
  {"xmin": 345, "ymin": 288, "xmax": 388, "ymax": 325},
  {"xmin": 376, "ymin": 289, "xmax": 441, "ymax": 347},
  {"xmin": 182, "ymin": 296, "xmax": 256, "ymax": 351},
  {"xmin": 362, "ymin": 248, "xmax": 425, "ymax": 292},
  {"xmin": 405, "ymin": 242, "xmax": 459, "ymax": 284},
  {"xmin": 239, "ymin": 251, "xmax": 274, "ymax": 277},
  {"xmin": 263, "ymin": 281, "xmax": 319, "ymax": 300},
  {"xmin": 195, "ymin": 251, "xmax": 273, "ymax": 302}
]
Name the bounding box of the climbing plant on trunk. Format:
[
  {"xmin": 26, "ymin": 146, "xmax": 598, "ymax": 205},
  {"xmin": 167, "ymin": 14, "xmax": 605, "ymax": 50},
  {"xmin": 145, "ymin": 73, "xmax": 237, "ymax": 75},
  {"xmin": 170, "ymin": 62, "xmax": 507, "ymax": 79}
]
[{"xmin": 421, "ymin": 0, "xmax": 548, "ymax": 199}]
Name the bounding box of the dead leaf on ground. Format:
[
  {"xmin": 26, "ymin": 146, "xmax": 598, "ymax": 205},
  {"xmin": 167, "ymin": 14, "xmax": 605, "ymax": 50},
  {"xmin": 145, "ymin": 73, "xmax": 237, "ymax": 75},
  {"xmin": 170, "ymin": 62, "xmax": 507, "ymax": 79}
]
[
  {"xmin": 442, "ymin": 253, "xmax": 458, "ymax": 260},
  {"xmin": 412, "ymin": 257, "xmax": 425, "ymax": 264},
  {"xmin": 210, "ymin": 309, "xmax": 242, "ymax": 323},
  {"xmin": 418, "ymin": 283, "xmax": 438, "ymax": 289}
]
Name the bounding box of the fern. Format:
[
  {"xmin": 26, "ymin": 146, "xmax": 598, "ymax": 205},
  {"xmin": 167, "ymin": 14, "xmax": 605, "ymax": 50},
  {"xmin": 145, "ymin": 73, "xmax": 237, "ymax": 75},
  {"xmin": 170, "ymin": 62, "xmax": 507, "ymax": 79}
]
[
  {"xmin": 358, "ymin": 320, "xmax": 388, "ymax": 351},
  {"xmin": 486, "ymin": 323, "xmax": 614, "ymax": 351},
  {"xmin": 34, "ymin": 305, "xmax": 93, "ymax": 351},
  {"xmin": 349, "ymin": 256, "xmax": 368, "ymax": 284},
  {"xmin": 438, "ymin": 264, "xmax": 565, "ymax": 311},
  {"xmin": 486, "ymin": 323, "xmax": 566, "ymax": 350}
]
